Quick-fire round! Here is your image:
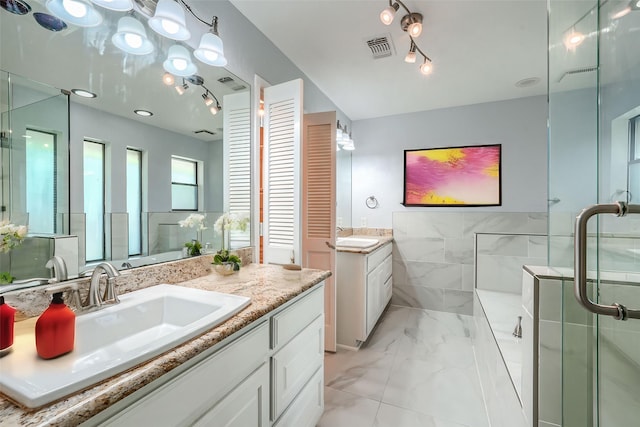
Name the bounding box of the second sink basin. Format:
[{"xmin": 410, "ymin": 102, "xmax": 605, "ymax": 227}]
[
  {"xmin": 336, "ymin": 237, "xmax": 379, "ymax": 249},
  {"xmin": 0, "ymin": 284, "xmax": 250, "ymax": 408}
]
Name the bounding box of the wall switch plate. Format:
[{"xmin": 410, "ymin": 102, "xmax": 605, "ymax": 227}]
[{"xmin": 360, "ymin": 217, "xmax": 367, "ymax": 227}]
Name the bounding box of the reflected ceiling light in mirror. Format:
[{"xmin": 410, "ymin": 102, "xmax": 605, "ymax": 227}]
[
  {"xmin": 71, "ymin": 88, "xmax": 97, "ymax": 98},
  {"xmin": 378, "ymin": 1, "xmax": 432, "ymax": 76},
  {"xmin": 611, "ymin": 6, "xmax": 631, "ymax": 19},
  {"xmin": 202, "ymin": 92, "xmax": 213, "ymax": 106},
  {"xmin": 46, "ymin": 0, "xmax": 103, "ymax": 27},
  {"xmin": 148, "ymin": 0, "xmax": 190, "ymax": 41},
  {"xmin": 563, "ymin": 27, "xmax": 585, "ymax": 50},
  {"xmin": 134, "ymin": 109, "xmax": 153, "ymax": 117},
  {"xmin": 162, "ymin": 72, "xmax": 175, "ymax": 85},
  {"xmin": 112, "ymin": 15, "xmax": 154, "ymax": 55},
  {"xmin": 33, "ymin": 12, "xmax": 68, "ymax": 31},
  {"xmin": 194, "ymin": 16, "xmax": 227, "ymax": 66},
  {"xmin": 90, "ymin": 0, "xmax": 132, "ymax": 12},
  {"xmin": 1, "ymin": 0, "xmax": 32, "ymax": 15},
  {"xmin": 175, "ymin": 78, "xmax": 188, "ymax": 94},
  {"xmin": 163, "ymin": 44, "xmax": 197, "ymax": 77}
]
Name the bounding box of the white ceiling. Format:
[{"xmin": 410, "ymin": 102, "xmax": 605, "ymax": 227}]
[{"xmin": 230, "ymin": 0, "xmax": 551, "ymax": 121}]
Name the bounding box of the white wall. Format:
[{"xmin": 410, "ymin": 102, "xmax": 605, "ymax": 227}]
[{"xmin": 351, "ymin": 95, "xmax": 548, "ymax": 228}]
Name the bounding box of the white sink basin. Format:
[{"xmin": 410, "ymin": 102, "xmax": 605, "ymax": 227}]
[
  {"xmin": 0, "ymin": 284, "xmax": 250, "ymax": 408},
  {"xmin": 336, "ymin": 237, "xmax": 379, "ymax": 249}
]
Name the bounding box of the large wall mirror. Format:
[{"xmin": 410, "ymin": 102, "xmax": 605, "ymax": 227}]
[{"xmin": 0, "ymin": 0, "xmax": 251, "ymax": 284}]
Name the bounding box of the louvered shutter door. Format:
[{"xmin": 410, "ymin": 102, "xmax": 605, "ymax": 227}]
[
  {"xmin": 263, "ymin": 79, "xmax": 303, "ymax": 264},
  {"xmin": 223, "ymin": 92, "xmax": 251, "ymax": 249},
  {"xmin": 302, "ymin": 111, "xmax": 337, "ymax": 351}
]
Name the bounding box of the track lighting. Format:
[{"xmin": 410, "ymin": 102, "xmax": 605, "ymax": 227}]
[
  {"xmin": 202, "ymin": 92, "xmax": 214, "ymax": 106},
  {"xmin": 379, "ymin": 1, "xmax": 433, "ymax": 76},
  {"xmin": 380, "ymin": 2, "xmax": 399, "ymax": 25},
  {"xmin": 175, "ymin": 78, "xmax": 188, "ymax": 95}
]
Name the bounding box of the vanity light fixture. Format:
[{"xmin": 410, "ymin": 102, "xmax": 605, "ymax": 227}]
[
  {"xmin": 193, "ymin": 16, "xmax": 227, "ymax": 67},
  {"xmin": 163, "ymin": 44, "xmax": 197, "ymax": 77},
  {"xmin": 45, "ymin": 0, "xmax": 103, "ymax": 27},
  {"xmin": 112, "ymin": 15, "xmax": 154, "ymax": 55},
  {"xmin": 134, "ymin": 109, "xmax": 153, "ymax": 117},
  {"xmin": 379, "ymin": 0, "xmax": 433, "ymax": 76},
  {"xmin": 148, "ymin": 0, "xmax": 190, "ymax": 41},
  {"xmin": 89, "ymin": 0, "xmax": 132, "ymax": 12},
  {"xmin": 71, "ymin": 88, "xmax": 97, "ymax": 98}
]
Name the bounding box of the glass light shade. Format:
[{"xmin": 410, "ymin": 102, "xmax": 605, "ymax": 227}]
[
  {"xmin": 420, "ymin": 61, "xmax": 433, "ymax": 75},
  {"xmin": 194, "ymin": 32, "xmax": 228, "ymax": 66},
  {"xmin": 112, "ymin": 16, "xmax": 154, "ymax": 55},
  {"xmin": 408, "ymin": 21, "xmax": 422, "ymax": 37},
  {"xmin": 336, "ymin": 128, "xmax": 343, "ymax": 140},
  {"xmin": 46, "ymin": 0, "xmax": 103, "ymax": 27},
  {"xmin": 209, "ymin": 105, "xmax": 219, "ymax": 115},
  {"xmin": 175, "ymin": 83, "xmax": 187, "ymax": 95},
  {"xmin": 405, "ymin": 51, "xmax": 416, "ymax": 63},
  {"xmin": 148, "ymin": 0, "xmax": 190, "ymax": 41},
  {"xmin": 163, "ymin": 45, "xmax": 197, "ymax": 77},
  {"xmin": 202, "ymin": 93, "xmax": 214, "ymax": 106},
  {"xmin": 162, "ymin": 72, "xmax": 175, "ymax": 86},
  {"xmin": 380, "ymin": 5, "xmax": 397, "ymax": 25},
  {"xmin": 90, "ymin": 0, "xmax": 132, "ymax": 12}
]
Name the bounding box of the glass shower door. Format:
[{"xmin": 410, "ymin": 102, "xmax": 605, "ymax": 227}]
[{"xmin": 549, "ymin": 0, "xmax": 640, "ymax": 425}]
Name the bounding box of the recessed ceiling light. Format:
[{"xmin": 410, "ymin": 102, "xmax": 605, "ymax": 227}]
[
  {"xmin": 1, "ymin": 0, "xmax": 32, "ymax": 15},
  {"xmin": 134, "ymin": 109, "xmax": 153, "ymax": 117},
  {"xmin": 515, "ymin": 77, "xmax": 540, "ymax": 88},
  {"xmin": 71, "ymin": 89, "xmax": 97, "ymax": 98}
]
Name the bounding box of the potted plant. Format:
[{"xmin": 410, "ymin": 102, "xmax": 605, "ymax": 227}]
[
  {"xmin": 212, "ymin": 212, "xmax": 249, "ymax": 275},
  {"xmin": 178, "ymin": 214, "xmax": 206, "ymax": 256}
]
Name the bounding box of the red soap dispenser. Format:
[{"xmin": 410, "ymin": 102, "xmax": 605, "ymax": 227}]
[
  {"xmin": 0, "ymin": 296, "xmax": 17, "ymax": 353},
  {"xmin": 35, "ymin": 292, "xmax": 75, "ymax": 359}
]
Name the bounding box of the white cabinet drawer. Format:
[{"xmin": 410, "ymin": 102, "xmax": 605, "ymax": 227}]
[
  {"xmin": 192, "ymin": 363, "xmax": 269, "ymax": 427},
  {"xmin": 271, "ymin": 286, "xmax": 324, "ymax": 350},
  {"xmin": 102, "ymin": 321, "xmax": 269, "ymax": 427},
  {"xmin": 273, "ymin": 367, "xmax": 323, "ymax": 427},
  {"xmin": 366, "ymin": 242, "xmax": 392, "ymax": 273},
  {"xmin": 271, "ymin": 315, "xmax": 324, "ymax": 421}
]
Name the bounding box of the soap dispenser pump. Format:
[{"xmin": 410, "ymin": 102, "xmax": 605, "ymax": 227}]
[{"xmin": 35, "ymin": 292, "xmax": 75, "ymax": 359}]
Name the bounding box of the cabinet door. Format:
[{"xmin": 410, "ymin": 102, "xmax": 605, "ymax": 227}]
[
  {"xmin": 366, "ymin": 262, "xmax": 383, "ymax": 335},
  {"xmin": 193, "ymin": 363, "xmax": 269, "ymax": 427},
  {"xmin": 273, "ymin": 367, "xmax": 323, "ymax": 427}
]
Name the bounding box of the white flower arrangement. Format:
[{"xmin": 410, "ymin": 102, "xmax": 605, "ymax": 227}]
[
  {"xmin": 0, "ymin": 220, "xmax": 28, "ymax": 254},
  {"xmin": 213, "ymin": 212, "xmax": 249, "ymax": 252},
  {"xmin": 178, "ymin": 213, "xmax": 207, "ymax": 231}
]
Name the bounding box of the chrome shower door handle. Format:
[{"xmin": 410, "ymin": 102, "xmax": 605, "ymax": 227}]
[{"xmin": 574, "ymin": 202, "xmax": 640, "ymax": 320}]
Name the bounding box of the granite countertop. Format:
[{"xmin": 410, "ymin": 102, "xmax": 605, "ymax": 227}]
[
  {"xmin": 0, "ymin": 264, "xmax": 330, "ymax": 426},
  {"xmin": 336, "ymin": 235, "xmax": 394, "ymax": 254}
]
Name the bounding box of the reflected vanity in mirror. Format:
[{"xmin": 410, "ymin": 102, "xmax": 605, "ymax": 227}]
[{"xmin": 0, "ymin": 0, "xmax": 252, "ymax": 288}]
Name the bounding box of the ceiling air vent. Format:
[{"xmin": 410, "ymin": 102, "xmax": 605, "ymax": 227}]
[
  {"xmin": 365, "ymin": 34, "xmax": 395, "ymax": 59},
  {"xmin": 194, "ymin": 129, "xmax": 216, "ymax": 136},
  {"xmin": 217, "ymin": 76, "xmax": 247, "ymax": 91},
  {"xmin": 557, "ymin": 66, "xmax": 597, "ymax": 83}
]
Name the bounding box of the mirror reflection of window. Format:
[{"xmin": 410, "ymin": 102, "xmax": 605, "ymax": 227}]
[
  {"xmin": 171, "ymin": 157, "xmax": 198, "ymax": 211},
  {"xmin": 127, "ymin": 149, "xmax": 142, "ymax": 256},
  {"xmin": 84, "ymin": 140, "xmax": 105, "ymax": 262},
  {"xmin": 26, "ymin": 129, "xmax": 56, "ymax": 233}
]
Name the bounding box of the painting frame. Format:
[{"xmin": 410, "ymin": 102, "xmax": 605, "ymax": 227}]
[{"xmin": 402, "ymin": 144, "xmax": 502, "ymax": 207}]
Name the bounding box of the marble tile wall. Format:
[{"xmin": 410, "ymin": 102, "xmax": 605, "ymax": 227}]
[{"xmin": 392, "ymin": 211, "xmax": 546, "ymax": 315}]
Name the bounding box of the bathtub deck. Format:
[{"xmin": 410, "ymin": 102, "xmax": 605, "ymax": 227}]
[{"xmin": 475, "ymin": 289, "xmax": 523, "ymax": 399}]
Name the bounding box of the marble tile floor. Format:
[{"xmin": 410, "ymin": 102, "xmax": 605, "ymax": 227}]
[{"xmin": 318, "ymin": 305, "xmax": 489, "ymax": 427}]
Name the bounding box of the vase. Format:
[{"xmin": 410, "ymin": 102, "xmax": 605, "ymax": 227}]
[{"xmin": 214, "ymin": 263, "xmax": 237, "ymax": 276}]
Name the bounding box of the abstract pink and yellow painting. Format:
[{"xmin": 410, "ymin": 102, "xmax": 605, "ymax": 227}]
[{"xmin": 403, "ymin": 144, "xmax": 501, "ymax": 206}]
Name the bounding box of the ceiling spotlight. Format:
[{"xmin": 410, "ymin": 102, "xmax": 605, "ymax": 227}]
[
  {"xmin": 112, "ymin": 15, "xmax": 154, "ymax": 55},
  {"xmin": 194, "ymin": 16, "xmax": 228, "ymax": 67},
  {"xmin": 71, "ymin": 88, "xmax": 97, "ymax": 98},
  {"xmin": 89, "ymin": 0, "xmax": 132, "ymax": 12},
  {"xmin": 162, "ymin": 72, "xmax": 175, "ymax": 86},
  {"xmin": 134, "ymin": 109, "xmax": 153, "ymax": 117},
  {"xmin": 401, "ymin": 13, "xmax": 423, "ymax": 38},
  {"xmin": 202, "ymin": 92, "xmax": 214, "ymax": 106},
  {"xmin": 380, "ymin": 2, "xmax": 399, "ymax": 25},
  {"xmin": 405, "ymin": 41, "xmax": 417, "ymax": 63},
  {"xmin": 46, "ymin": 0, "xmax": 103, "ymax": 27},
  {"xmin": 148, "ymin": 0, "xmax": 190, "ymax": 41},
  {"xmin": 420, "ymin": 59, "xmax": 433, "ymax": 75},
  {"xmin": 209, "ymin": 104, "xmax": 220, "ymax": 115},
  {"xmin": 175, "ymin": 79, "xmax": 188, "ymax": 95},
  {"xmin": 163, "ymin": 45, "xmax": 197, "ymax": 77}
]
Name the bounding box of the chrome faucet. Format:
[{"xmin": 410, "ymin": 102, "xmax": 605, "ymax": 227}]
[
  {"xmin": 45, "ymin": 256, "xmax": 68, "ymax": 283},
  {"xmin": 87, "ymin": 262, "xmax": 121, "ymax": 308},
  {"xmin": 121, "ymin": 262, "xmax": 134, "ymax": 269}
]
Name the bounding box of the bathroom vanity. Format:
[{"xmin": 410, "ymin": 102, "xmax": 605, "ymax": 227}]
[
  {"xmin": 336, "ymin": 237, "xmax": 393, "ymax": 349},
  {"xmin": 0, "ymin": 261, "xmax": 329, "ymax": 427}
]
